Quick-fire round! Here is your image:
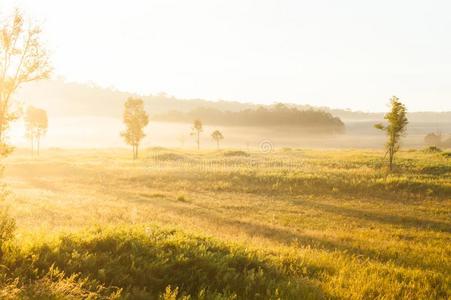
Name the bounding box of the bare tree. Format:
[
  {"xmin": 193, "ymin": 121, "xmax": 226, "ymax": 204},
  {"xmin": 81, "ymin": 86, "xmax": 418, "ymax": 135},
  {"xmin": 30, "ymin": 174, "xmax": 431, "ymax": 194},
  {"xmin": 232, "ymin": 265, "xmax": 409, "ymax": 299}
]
[
  {"xmin": 0, "ymin": 10, "xmax": 51, "ymax": 157},
  {"xmin": 211, "ymin": 130, "xmax": 224, "ymax": 150},
  {"xmin": 374, "ymin": 96, "xmax": 408, "ymax": 171},
  {"xmin": 25, "ymin": 106, "xmax": 48, "ymax": 157},
  {"xmin": 121, "ymin": 97, "xmax": 149, "ymax": 159},
  {"xmin": 191, "ymin": 119, "xmax": 202, "ymax": 151}
]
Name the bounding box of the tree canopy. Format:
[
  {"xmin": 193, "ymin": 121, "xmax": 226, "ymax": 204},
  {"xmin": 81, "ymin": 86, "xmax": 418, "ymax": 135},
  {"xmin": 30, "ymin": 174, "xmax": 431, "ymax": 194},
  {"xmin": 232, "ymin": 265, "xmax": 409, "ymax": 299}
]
[
  {"xmin": 375, "ymin": 96, "xmax": 408, "ymax": 171},
  {"xmin": 121, "ymin": 97, "xmax": 149, "ymax": 159},
  {"xmin": 155, "ymin": 103, "xmax": 344, "ymax": 133},
  {"xmin": 0, "ymin": 9, "xmax": 51, "ymax": 157},
  {"xmin": 211, "ymin": 130, "xmax": 224, "ymax": 149},
  {"xmin": 191, "ymin": 119, "xmax": 203, "ymax": 151},
  {"xmin": 25, "ymin": 106, "xmax": 48, "ymax": 156}
]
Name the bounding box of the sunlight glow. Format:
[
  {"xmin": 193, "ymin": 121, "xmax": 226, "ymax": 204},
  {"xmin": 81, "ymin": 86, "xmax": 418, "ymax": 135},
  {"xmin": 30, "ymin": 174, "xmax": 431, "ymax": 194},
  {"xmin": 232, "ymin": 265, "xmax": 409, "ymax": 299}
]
[{"xmin": 2, "ymin": 0, "xmax": 450, "ymax": 111}]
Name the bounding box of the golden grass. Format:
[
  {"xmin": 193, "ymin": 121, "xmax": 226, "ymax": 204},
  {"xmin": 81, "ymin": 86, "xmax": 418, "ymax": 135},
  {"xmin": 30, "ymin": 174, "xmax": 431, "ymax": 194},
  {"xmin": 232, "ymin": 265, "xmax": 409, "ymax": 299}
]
[{"xmin": 0, "ymin": 148, "xmax": 449, "ymax": 299}]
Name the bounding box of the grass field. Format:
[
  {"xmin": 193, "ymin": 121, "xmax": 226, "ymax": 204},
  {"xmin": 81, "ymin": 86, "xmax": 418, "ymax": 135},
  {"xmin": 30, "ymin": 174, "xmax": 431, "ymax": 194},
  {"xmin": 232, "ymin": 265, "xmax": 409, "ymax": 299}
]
[{"xmin": 0, "ymin": 148, "xmax": 449, "ymax": 299}]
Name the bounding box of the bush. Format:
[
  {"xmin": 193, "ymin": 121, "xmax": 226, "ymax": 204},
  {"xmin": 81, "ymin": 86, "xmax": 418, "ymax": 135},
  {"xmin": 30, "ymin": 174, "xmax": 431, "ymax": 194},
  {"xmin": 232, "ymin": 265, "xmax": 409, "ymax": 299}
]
[
  {"xmin": 223, "ymin": 150, "xmax": 250, "ymax": 157},
  {"xmin": 423, "ymin": 146, "xmax": 442, "ymax": 153},
  {"xmin": 153, "ymin": 153, "xmax": 186, "ymax": 162},
  {"xmin": 176, "ymin": 195, "xmax": 188, "ymax": 202}
]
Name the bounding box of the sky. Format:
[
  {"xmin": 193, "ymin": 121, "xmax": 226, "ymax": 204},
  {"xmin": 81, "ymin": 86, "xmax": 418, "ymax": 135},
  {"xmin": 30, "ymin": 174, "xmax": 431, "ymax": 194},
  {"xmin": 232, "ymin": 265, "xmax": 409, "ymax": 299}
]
[{"xmin": 1, "ymin": 0, "xmax": 450, "ymax": 112}]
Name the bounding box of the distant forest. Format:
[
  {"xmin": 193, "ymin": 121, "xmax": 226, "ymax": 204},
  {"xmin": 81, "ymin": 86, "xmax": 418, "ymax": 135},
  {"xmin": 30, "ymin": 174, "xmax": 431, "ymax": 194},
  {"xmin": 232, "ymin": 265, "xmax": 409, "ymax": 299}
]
[
  {"xmin": 154, "ymin": 103, "xmax": 345, "ymax": 133},
  {"xmin": 17, "ymin": 79, "xmax": 451, "ymax": 123}
]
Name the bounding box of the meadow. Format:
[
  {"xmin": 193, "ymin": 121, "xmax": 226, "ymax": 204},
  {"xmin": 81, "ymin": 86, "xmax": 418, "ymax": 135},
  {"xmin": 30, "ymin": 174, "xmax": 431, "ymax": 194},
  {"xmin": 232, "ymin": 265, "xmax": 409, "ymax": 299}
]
[{"xmin": 0, "ymin": 148, "xmax": 449, "ymax": 299}]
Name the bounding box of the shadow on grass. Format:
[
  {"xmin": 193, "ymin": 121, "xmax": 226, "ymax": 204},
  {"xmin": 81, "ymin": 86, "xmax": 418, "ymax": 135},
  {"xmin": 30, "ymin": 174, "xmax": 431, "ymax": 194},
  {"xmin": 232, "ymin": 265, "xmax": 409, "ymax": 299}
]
[
  {"xmin": 127, "ymin": 170, "xmax": 451, "ymax": 203},
  {"xmin": 7, "ymin": 227, "xmax": 325, "ymax": 300},
  {"xmin": 162, "ymin": 203, "xmax": 448, "ymax": 274},
  {"xmin": 293, "ymin": 199, "xmax": 451, "ymax": 234}
]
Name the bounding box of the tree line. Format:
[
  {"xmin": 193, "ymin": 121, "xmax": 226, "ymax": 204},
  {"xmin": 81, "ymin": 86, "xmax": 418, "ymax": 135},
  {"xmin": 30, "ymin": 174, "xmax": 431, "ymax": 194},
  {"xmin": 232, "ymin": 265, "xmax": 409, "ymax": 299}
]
[
  {"xmin": 121, "ymin": 95, "xmax": 412, "ymax": 173},
  {"xmin": 0, "ymin": 9, "xmax": 434, "ymax": 173},
  {"xmin": 154, "ymin": 104, "xmax": 345, "ymax": 133}
]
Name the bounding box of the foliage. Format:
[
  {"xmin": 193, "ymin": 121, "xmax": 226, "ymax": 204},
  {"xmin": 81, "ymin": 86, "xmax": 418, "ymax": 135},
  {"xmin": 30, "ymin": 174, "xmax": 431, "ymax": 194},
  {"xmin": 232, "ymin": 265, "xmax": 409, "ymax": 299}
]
[
  {"xmin": 423, "ymin": 146, "xmax": 442, "ymax": 153},
  {"xmin": 0, "ymin": 208, "xmax": 15, "ymax": 255},
  {"xmin": 155, "ymin": 104, "xmax": 345, "ymax": 133},
  {"xmin": 1, "ymin": 226, "xmax": 320, "ymax": 299},
  {"xmin": 25, "ymin": 106, "xmax": 48, "ymax": 156},
  {"xmin": 0, "ymin": 9, "xmax": 51, "ymax": 150},
  {"xmin": 211, "ymin": 130, "xmax": 224, "ymax": 149},
  {"xmin": 374, "ymin": 96, "xmax": 408, "ymax": 171},
  {"xmin": 191, "ymin": 119, "xmax": 203, "ymax": 151},
  {"xmin": 121, "ymin": 98, "xmax": 149, "ymax": 159},
  {"xmin": 223, "ymin": 150, "xmax": 250, "ymax": 157}
]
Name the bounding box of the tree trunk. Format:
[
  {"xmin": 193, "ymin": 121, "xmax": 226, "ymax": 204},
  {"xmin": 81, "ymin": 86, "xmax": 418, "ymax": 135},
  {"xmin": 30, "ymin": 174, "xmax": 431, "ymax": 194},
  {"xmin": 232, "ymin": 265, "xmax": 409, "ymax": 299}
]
[
  {"xmin": 197, "ymin": 132, "xmax": 200, "ymax": 151},
  {"xmin": 37, "ymin": 135, "xmax": 40, "ymax": 156},
  {"xmin": 217, "ymin": 140, "xmax": 219, "ymax": 150},
  {"xmin": 388, "ymin": 147, "xmax": 394, "ymax": 171},
  {"xmin": 132, "ymin": 144, "xmax": 135, "ymax": 159},
  {"xmin": 31, "ymin": 136, "xmax": 34, "ymax": 158},
  {"xmin": 135, "ymin": 143, "xmax": 139, "ymax": 159}
]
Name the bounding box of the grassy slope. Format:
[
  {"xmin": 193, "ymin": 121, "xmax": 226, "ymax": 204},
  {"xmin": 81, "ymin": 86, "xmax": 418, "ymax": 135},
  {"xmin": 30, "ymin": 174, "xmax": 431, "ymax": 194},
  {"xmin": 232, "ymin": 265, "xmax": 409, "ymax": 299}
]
[{"xmin": 0, "ymin": 148, "xmax": 450, "ymax": 299}]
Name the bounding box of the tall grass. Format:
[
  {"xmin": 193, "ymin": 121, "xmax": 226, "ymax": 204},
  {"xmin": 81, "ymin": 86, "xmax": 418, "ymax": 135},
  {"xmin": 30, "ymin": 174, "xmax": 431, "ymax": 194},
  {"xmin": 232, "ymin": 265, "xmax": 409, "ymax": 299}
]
[{"xmin": 0, "ymin": 148, "xmax": 449, "ymax": 299}]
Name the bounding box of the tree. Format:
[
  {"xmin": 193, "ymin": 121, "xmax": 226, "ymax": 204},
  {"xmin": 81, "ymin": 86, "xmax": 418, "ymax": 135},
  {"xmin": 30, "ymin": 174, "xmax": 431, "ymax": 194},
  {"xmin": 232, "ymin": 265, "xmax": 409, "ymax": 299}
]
[
  {"xmin": 25, "ymin": 106, "xmax": 48, "ymax": 157},
  {"xmin": 121, "ymin": 97, "xmax": 149, "ymax": 159},
  {"xmin": 0, "ymin": 9, "xmax": 50, "ymax": 253},
  {"xmin": 374, "ymin": 96, "xmax": 408, "ymax": 171},
  {"xmin": 211, "ymin": 130, "xmax": 224, "ymax": 150},
  {"xmin": 0, "ymin": 10, "xmax": 51, "ymax": 157},
  {"xmin": 154, "ymin": 105, "xmax": 345, "ymax": 133},
  {"xmin": 191, "ymin": 119, "xmax": 202, "ymax": 151},
  {"xmin": 424, "ymin": 132, "xmax": 442, "ymax": 147}
]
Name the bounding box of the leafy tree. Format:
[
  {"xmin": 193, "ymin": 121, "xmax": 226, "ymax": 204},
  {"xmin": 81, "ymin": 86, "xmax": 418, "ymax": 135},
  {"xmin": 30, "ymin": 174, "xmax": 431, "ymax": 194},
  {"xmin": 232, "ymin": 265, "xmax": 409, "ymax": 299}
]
[
  {"xmin": 25, "ymin": 106, "xmax": 48, "ymax": 157},
  {"xmin": 191, "ymin": 119, "xmax": 202, "ymax": 151},
  {"xmin": 0, "ymin": 9, "xmax": 49, "ymax": 252},
  {"xmin": 121, "ymin": 97, "xmax": 149, "ymax": 159},
  {"xmin": 0, "ymin": 10, "xmax": 51, "ymax": 157},
  {"xmin": 154, "ymin": 104, "xmax": 345, "ymax": 133},
  {"xmin": 374, "ymin": 96, "xmax": 408, "ymax": 171},
  {"xmin": 211, "ymin": 130, "xmax": 224, "ymax": 150}
]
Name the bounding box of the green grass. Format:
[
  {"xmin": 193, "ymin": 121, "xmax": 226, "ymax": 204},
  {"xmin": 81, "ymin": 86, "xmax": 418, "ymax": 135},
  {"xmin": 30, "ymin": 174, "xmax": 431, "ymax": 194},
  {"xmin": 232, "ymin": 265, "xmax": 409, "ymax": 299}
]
[
  {"xmin": 2, "ymin": 226, "xmax": 321, "ymax": 299},
  {"xmin": 0, "ymin": 148, "xmax": 449, "ymax": 299}
]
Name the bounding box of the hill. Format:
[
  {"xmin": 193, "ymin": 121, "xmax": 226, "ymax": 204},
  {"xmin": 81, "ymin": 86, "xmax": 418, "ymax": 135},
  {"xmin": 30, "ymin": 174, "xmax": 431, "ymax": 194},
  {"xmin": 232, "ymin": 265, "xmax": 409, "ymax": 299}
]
[{"xmin": 16, "ymin": 79, "xmax": 451, "ymax": 123}]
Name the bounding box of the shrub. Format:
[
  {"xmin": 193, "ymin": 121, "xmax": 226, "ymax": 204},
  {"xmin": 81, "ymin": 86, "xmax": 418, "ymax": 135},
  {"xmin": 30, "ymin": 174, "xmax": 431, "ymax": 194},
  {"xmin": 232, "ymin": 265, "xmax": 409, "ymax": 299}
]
[
  {"xmin": 423, "ymin": 146, "xmax": 442, "ymax": 153},
  {"xmin": 223, "ymin": 150, "xmax": 250, "ymax": 157},
  {"xmin": 154, "ymin": 153, "xmax": 186, "ymax": 162},
  {"xmin": 176, "ymin": 195, "xmax": 187, "ymax": 202}
]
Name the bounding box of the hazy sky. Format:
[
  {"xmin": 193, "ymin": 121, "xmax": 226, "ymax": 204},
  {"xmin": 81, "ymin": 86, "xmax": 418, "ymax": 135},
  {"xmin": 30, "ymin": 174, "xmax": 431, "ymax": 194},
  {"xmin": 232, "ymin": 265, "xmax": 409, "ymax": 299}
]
[{"xmin": 2, "ymin": 0, "xmax": 450, "ymax": 111}]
